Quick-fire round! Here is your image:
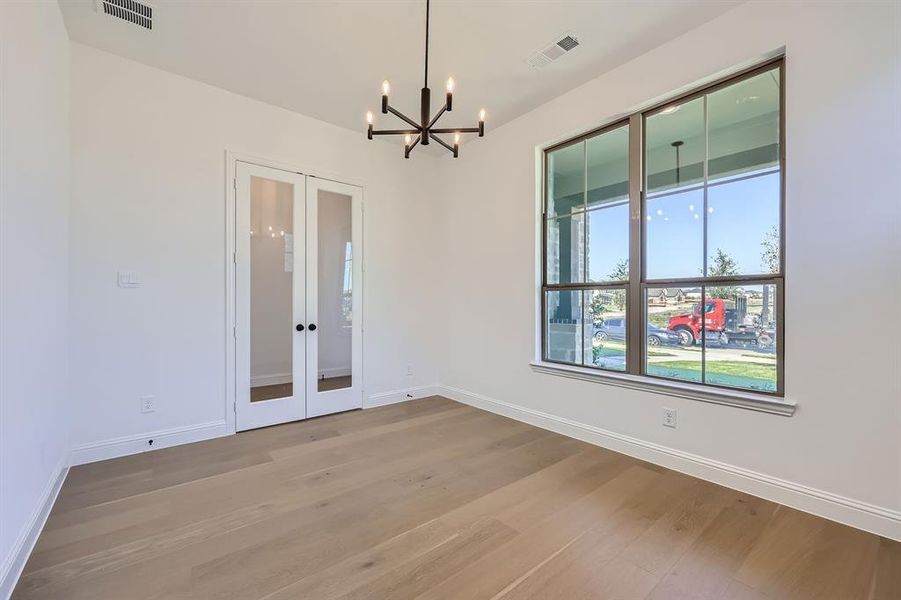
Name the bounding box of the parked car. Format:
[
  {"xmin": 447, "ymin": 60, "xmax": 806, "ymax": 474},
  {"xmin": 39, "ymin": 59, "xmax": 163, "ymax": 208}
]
[{"xmin": 594, "ymin": 319, "xmax": 682, "ymax": 346}]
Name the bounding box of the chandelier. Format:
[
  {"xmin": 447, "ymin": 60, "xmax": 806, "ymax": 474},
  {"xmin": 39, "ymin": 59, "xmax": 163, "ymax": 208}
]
[{"xmin": 365, "ymin": 0, "xmax": 485, "ymax": 159}]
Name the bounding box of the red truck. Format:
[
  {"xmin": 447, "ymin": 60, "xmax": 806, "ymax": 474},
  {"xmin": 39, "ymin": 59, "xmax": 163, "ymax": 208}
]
[{"xmin": 667, "ymin": 298, "xmax": 774, "ymax": 348}]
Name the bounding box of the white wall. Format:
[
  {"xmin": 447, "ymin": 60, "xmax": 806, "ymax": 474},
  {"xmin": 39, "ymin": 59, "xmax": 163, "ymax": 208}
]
[
  {"xmin": 0, "ymin": 1, "xmax": 71, "ymax": 593},
  {"xmin": 69, "ymin": 43, "xmax": 442, "ymax": 451},
  {"xmin": 436, "ymin": 0, "xmax": 901, "ymax": 532}
]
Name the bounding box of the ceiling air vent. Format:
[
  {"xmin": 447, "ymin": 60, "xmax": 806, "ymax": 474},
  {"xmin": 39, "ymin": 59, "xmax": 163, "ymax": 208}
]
[
  {"xmin": 526, "ymin": 33, "xmax": 580, "ymax": 69},
  {"xmin": 95, "ymin": 0, "xmax": 153, "ymax": 30}
]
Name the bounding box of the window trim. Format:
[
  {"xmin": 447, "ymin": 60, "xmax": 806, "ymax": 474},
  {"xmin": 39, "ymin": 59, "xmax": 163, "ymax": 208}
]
[{"xmin": 539, "ymin": 56, "xmax": 786, "ymax": 404}]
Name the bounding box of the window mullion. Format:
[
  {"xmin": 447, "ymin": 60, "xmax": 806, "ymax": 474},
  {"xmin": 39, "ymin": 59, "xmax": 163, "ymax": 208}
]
[
  {"xmin": 627, "ymin": 114, "xmax": 643, "ymax": 375},
  {"xmin": 701, "ymin": 93, "xmax": 710, "ymax": 384}
]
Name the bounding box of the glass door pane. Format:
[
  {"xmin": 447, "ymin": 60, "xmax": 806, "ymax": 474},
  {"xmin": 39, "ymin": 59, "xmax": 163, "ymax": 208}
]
[
  {"xmin": 250, "ymin": 176, "xmax": 295, "ymax": 401},
  {"xmin": 316, "ymin": 190, "xmax": 353, "ymax": 392}
]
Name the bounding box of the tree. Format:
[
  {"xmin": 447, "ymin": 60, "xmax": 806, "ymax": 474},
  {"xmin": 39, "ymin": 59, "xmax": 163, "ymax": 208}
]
[
  {"xmin": 707, "ymin": 248, "xmax": 739, "ymax": 299},
  {"xmin": 759, "ymin": 225, "xmax": 779, "ymax": 324},
  {"xmin": 761, "ymin": 225, "xmax": 779, "ymax": 274},
  {"xmin": 588, "ymin": 259, "xmax": 628, "ymax": 323},
  {"xmin": 607, "ymin": 259, "xmax": 628, "ymax": 312}
]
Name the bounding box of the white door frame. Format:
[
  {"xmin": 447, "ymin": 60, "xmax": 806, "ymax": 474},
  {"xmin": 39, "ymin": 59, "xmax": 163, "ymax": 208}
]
[{"xmin": 225, "ymin": 151, "xmax": 365, "ymax": 434}]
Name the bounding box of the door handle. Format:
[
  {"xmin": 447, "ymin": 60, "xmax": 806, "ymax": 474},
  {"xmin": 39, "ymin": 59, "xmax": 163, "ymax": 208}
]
[
  {"xmin": 308, "ymin": 324, "xmax": 317, "ymax": 331},
  {"xmin": 295, "ymin": 324, "xmax": 304, "ymax": 332}
]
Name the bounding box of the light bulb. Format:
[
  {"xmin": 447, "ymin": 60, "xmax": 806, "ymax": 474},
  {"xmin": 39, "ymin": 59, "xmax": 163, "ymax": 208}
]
[
  {"xmin": 708, "ymin": 207, "xmax": 714, "ymax": 214},
  {"xmin": 366, "ymin": 111, "xmax": 373, "ymax": 125},
  {"xmin": 479, "ymin": 108, "xmax": 486, "ymax": 122},
  {"xmin": 250, "ymin": 230, "xmax": 254, "ymax": 236},
  {"xmin": 270, "ymin": 232, "xmax": 275, "ymax": 238},
  {"xmin": 268, "ymin": 226, "xmax": 273, "ymax": 231},
  {"xmin": 656, "ymin": 209, "xmax": 663, "ymax": 216},
  {"xmin": 404, "ymin": 134, "xmax": 412, "ymax": 146},
  {"xmin": 382, "ymin": 80, "xmax": 390, "ymax": 95},
  {"xmin": 446, "ymin": 77, "xmax": 455, "ymax": 93},
  {"xmin": 454, "ymin": 133, "xmax": 461, "ymax": 145},
  {"xmin": 280, "ymin": 230, "xmax": 284, "ymax": 236},
  {"xmin": 688, "ymin": 204, "xmax": 695, "ymax": 212}
]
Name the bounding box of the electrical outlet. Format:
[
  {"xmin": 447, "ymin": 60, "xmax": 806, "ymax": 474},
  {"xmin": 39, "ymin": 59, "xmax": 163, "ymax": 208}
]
[
  {"xmin": 141, "ymin": 395, "xmax": 155, "ymax": 413},
  {"xmin": 662, "ymin": 407, "xmax": 677, "ymax": 428}
]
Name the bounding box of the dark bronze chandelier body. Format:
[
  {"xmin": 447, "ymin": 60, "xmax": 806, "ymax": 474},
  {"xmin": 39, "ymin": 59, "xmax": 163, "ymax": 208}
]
[{"xmin": 366, "ymin": 0, "xmax": 485, "ymax": 158}]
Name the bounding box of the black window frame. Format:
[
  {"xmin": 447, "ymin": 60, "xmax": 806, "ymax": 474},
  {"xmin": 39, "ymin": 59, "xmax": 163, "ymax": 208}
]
[{"xmin": 541, "ymin": 57, "xmax": 785, "ymax": 397}]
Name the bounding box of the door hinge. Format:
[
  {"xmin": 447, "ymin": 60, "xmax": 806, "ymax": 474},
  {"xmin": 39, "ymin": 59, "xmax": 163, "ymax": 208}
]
[
  {"xmin": 233, "ymin": 178, "xmax": 237, "ymax": 191},
  {"xmin": 233, "ymin": 252, "xmax": 237, "ymax": 264},
  {"xmin": 233, "ymin": 326, "xmax": 237, "ymax": 339}
]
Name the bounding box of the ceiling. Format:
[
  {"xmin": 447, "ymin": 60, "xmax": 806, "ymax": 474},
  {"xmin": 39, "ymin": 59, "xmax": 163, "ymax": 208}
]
[{"xmin": 59, "ymin": 0, "xmax": 742, "ymax": 149}]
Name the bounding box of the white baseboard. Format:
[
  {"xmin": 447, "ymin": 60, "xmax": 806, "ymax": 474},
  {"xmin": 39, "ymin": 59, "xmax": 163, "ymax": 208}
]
[
  {"xmin": 365, "ymin": 385, "xmax": 441, "ymax": 409},
  {"xmin": 436, "ymin": 384, "xmax": 901, "ymax": 542},
  {"xmin": 69, "ymin": 420, "xmax": 230, "ymax": 466},
  {"xmin": 0, "ymin": 454, "xmax": 69, "ymax": 600},
  {"xmin": 250, "ymin": 373, "xmax": 291, "ymax": 387},
  {"xmin": 318, "ymin": 367, "xmax": 352, "ymax": 379}
]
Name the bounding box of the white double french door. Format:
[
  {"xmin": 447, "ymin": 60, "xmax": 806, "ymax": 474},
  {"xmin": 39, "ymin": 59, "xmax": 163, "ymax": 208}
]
[{"xmin": 235, "ymin": 161, "xmax": 363, "ymax": 432}]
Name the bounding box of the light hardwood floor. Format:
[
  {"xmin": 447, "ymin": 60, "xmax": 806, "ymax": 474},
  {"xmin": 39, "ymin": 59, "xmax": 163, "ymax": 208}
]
[{"xmin": 14, "ymin": 396, "xmax": 900, "ymax": 599}]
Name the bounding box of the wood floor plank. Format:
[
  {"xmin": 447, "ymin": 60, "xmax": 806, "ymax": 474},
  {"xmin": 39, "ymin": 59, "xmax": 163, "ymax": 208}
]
[
  {"xmin": 646, "ymin": 494, "xmax": 779, "ymax": 599},
  {"xmin": 12, "ymin": 397, "xmax": 901, "ymax": 600}
]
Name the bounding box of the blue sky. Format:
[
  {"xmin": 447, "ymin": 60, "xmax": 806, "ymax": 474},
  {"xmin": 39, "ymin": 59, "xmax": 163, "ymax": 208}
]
[{"xmin": 584, "ymin": 170, "xmax": 779, "ymax": 281}]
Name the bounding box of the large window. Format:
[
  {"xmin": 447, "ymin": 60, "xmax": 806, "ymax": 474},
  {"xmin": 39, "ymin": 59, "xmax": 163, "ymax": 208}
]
[{"xmin": 542, "ymin": 59, "xmax": 783, "ymax": 396}]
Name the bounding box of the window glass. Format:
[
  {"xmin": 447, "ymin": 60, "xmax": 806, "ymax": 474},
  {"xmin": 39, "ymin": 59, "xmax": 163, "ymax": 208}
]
[
  {"xmin": 708, "ymin": 69, "xmax": 780, "ymax": 182},
  {"xmin": 587, "ymin": 205, "xmax": 629, "ymax": 282},
  {"xmin": 706, "ymin": 164, "xmax": 780, "ymax": 277},
  {"xmin": 585, "ymin": 125, "xmax": 630, "ymax": 282},
  {"xmin": 585, "ymin": 289, "xmax": 627, "ymax": 371},
  {"xmin": 547, "ymin": 143, "xmax": 585, "ymax": 217},
  {"xmin": 546, "ymin": 213, "xmax": 585, "ymax": 284},
  {"xmin": 546, "ymin": 290, "xmax": 583, "ymax": 363},
  {"xmin": 702, "ymin": 285, "xmax": 778, "ymax": 392},
  {"xmin": 645, "ymin": 189, "xmax": 704, "ymax": 280},
  {"xmin": 587, "ymin": 126, "xmax": 629, "ymax": 209},
  {"xmin": 645, "ymin": 97, "xmax": 704, "ymax": 195},
  {"xmin": 645, "ymin": 286, "xmax": 703, "ymax": 383}
]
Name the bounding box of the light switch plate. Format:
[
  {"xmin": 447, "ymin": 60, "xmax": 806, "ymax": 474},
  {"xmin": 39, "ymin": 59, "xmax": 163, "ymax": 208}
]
[{"xmin": 118, "ymin": 271, "xmax": 141, "ymax": 288}]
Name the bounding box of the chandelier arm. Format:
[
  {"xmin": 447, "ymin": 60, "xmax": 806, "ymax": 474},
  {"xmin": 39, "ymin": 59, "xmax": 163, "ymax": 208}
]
[
  {"xmin": 427, "ymin": 104, "xmax": 447, "ymax": 130},
  {"xmin": 387, "ymin": 105, "xmax": 422, "ymax": 130},
  {"xmin": 371, "ymin": 129, "xmax": 422, "ymax": 136},
  {"xmin": 429, "ymin": 133, "xmax": 454, "ymax": 153},
  {"xmin": 431, "ymin": 126, "xmax": 480, "ymax": 134},
  {"xmin": 404, "ymin": 134, "xmax": 421, "ymax": 158}
]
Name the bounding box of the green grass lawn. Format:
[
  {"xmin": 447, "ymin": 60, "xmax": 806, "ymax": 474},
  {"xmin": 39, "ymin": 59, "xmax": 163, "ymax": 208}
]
[
  {"xmin": 652, "ymin": 360, "xmax": 775, "ymax": 379},
  {"xmin": 592, "ymin": 341, "xmax": 675, "ymax": 358},
  {"xmin": 647, "ymin": 359, "xmax": 776, "ymax": 392}
]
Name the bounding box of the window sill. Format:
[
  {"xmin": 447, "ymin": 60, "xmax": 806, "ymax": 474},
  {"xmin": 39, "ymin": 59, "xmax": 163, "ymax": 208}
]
[{"xmin": 529, "ymin": 361, "xmax": 796, "ymax": 416}]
